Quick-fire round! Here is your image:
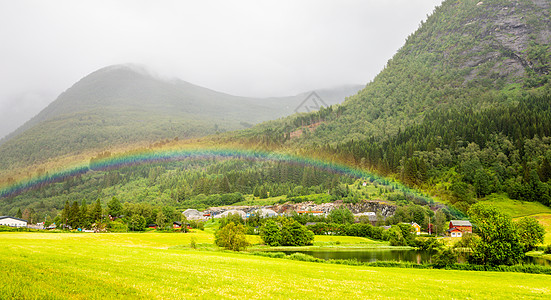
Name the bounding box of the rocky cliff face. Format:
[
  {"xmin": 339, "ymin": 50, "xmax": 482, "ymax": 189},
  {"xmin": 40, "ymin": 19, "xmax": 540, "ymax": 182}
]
[
  {"xmin": 204, "ymin": 199, "xmax": 397, "ymax": 218},
  {"xmin": 459, "ymin": 0, "xmax": 551, "ymax": 83}
]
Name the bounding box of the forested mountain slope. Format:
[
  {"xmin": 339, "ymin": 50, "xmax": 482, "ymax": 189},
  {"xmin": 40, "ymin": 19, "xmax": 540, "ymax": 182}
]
[
  {"xmin": 0, "ymin": 64, "xmax": 361, "ymax": 171},
  {"xmin": 231, "ymin": 0, "xmax": 551, "ymax": 211}
]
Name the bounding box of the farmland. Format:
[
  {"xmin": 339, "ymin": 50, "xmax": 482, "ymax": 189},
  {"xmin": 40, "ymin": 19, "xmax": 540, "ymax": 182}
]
[{"xmin": 1, "ymin": 232, "xmax": 550, "ymax": 299}]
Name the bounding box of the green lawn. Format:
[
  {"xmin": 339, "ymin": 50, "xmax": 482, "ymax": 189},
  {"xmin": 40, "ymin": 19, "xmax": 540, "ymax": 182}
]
[
  {"xmin": 1, "ymin": 232, "xmax": 550, "ymax": 299},
  {"xmin": 482, "ymin": 194, "xmax": 551, "ymax": 218}
]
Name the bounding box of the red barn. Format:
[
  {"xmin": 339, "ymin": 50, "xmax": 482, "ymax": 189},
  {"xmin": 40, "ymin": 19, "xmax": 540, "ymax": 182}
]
[
  {"xmin": 447, "ymin": 227, "xmax": 463, "ymax": 238},
  {"xmin": 449, "ymin": 220, "xmax": 472, "ymax": 233}
]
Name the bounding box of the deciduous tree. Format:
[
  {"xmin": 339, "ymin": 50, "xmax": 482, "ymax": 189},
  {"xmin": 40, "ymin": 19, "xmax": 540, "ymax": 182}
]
[
  {"xmin": 468, "ymin": 203, "xmax": 524, "ymax": 266},
  {"xmin": 215, "ymin": 222, "xmax": 250, "ymax": 251},
  {"xmin": 516, "ymin": 216, "xmax": 545, "ymax": 251}
]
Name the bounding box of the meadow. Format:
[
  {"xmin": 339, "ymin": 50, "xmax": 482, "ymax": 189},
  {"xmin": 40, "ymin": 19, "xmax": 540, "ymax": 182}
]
[
  {"xmin": 1, "ymin": 232, "xmax": 550, "ymax": 299},
  {"xmin": 482, "ymin": 194, "xmax": 551, "ymax": 218}
]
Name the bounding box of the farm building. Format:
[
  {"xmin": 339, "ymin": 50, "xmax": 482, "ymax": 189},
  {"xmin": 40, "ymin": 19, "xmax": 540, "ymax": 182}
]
[
  {"xmin": 216, "ymin": 210, "xmax": 246, "ymax": 219},
  {"xmin": 0, "ymin": 216, "xmax": 28, "ymax": 228},
  {"xmin": 447, "ymin": 227, "xmax": 463, "ymax": 238},
  {"xmin": 253, "ymin": 208, "xmax": 278, "ymax": 218},
  {"xmin": 449, "ymin": 220, "xmax": 472, "ymax": 233},
  {"xmin": 183, "ymin": 209, "xmax": 204, "ymax": 220}
]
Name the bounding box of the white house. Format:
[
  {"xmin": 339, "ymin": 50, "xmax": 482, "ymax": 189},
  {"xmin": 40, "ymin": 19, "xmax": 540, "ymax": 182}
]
[
  {"xmin": 215, "ymin": 210, "xmax": 247, "ymax": 219},
  {"xmin": 254, "ymin": 208, "xmax": 278, "ymax": 218},
  {"xmin": 0, "ymin": 216, "xmax": 28, "ymax": 228}
]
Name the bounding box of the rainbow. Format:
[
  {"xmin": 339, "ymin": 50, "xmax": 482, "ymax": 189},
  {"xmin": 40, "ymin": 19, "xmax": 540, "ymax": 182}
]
[{"xmin": 0, "ymin": 147, "xmax": 431, "ymax": 203}]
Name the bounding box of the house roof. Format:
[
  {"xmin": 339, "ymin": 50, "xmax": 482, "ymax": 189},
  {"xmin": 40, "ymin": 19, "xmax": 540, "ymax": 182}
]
[
  {"xmin": 450, "ymin": 220, "xmax": 472, "ymax": 227},
  {"xmin": 183, "ymin": 209, "xmax": 203, "ymax": 218},
  {"xmin": 447, "ymin": 227, "xmax": 462, "ymax": 232},
  {"xmin": 254, "ymin": 208, "xmax": 278, "ymax": 217},
  {"xmin": 0, "ymin": 216, "xmax": 28, "ymax": 222}
]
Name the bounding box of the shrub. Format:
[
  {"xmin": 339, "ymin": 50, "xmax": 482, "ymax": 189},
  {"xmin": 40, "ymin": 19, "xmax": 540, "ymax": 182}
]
[
  {"xmin": 250, "ymin": 251, "xmax": 287, "ymax": 259},
  {"xmin": 189, "ymin": 220, "xmax": 205, "ymax": 230},
  {"xmin": 108, "ymin": 220, "xmax": 128, "ymax": 233},
  {"xmin": 416, "ymin": 238, "xmax": 444, "ymax": 251},
  {"xmin": 468, "ymin": 203, "xmax": 524, "ymax": 266},
  {"xmin": 544, "ymin": 244, "xmax": 551, "ymax": 254},
  {"xmin": 328, "ymin": 208, "xmax": 354, "ymax": 224},
  {"xmin": 219, "ymin": 213, "xmax": 244, "ymax": 227},
  {"xmin": 260, "ymin": 218, "xmax": 314, "ymax": 246},
  {"xmin": 516, "ymin": 216, "xmax": 545, "ymax": 252},
  {"xmin": 288, "ymin": 253, "xmax": 323, "ymax": 263},
  {"xmin": 215, "ymin": 222, "xmax": 250, "ymax": 251},
  {"xmin": 433, "ymin": 248, "xmax": 458, "ymax": 268},
  {"xmin": 129, "ymin": 215, "xmax": 146, "ymax": 231},
  {"xmin": 260, "ymin": 219, "xmax": 281, "ymax": 246}
]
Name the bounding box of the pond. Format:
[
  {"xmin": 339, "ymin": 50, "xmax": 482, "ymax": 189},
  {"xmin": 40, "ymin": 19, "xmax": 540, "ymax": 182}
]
[{"xmin": 277, "ymin": 249, "xmax": 551, "ymax": 267}]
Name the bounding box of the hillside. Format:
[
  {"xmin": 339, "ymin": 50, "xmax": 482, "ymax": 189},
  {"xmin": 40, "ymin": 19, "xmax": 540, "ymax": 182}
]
[
  {"xmin": 230, "ymin": 0, "xmax": 551, "ymax": 212},
  {"xmin": 2, "ymin": 0, "xmax": 551, "ymax": 220},
  {"xmin": 245, "ymin": 0, "xmax": 551, "ymax": 143},
  {"xmin": 0, "ymin": 64, "xmax": 361, "ymax": 171}
]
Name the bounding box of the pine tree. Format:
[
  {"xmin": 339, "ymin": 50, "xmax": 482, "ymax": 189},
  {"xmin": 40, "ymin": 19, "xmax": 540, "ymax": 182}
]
[
  {"xmin": 68, "ymin": 201, "xmax": 80, "ymax": 228},
  {"xmin": 218, "ymin": 175, "xmax": 231, "ymax": 193},
  {"xmin": 91, "ymin": 199, "xmax": 103, "ymax": 222},
  {"xmin": 80, "ymin": 200, "xmax": 90, "ymax": 229},
  {"xmin": 61, "ymin": 200, "xmax": 70, "ymax": 227}
]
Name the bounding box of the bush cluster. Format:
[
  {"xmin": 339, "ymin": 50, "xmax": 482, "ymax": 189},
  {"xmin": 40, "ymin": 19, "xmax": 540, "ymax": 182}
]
[
  {"xmin": 260, "ymin": 218, "xmax": 314, "ymax": 246},
  {"xmin": 306, "ymin": 222, "xmax": 387, "ymax": 240}
]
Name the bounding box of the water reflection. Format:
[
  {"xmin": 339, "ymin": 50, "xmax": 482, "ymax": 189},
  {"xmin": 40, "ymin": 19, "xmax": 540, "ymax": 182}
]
[
  {"xmin": 280, "ymin": 249, "xmax": 434, "ymax": 264},
  {"xmin": 278, "ymin": 249, "xmax": 551, "ymax": 267}
]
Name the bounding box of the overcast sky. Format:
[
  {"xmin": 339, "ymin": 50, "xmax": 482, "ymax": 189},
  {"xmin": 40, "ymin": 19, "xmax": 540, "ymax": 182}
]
[{"xmin": 0, "ymin": 0, "xmax": 442, "ymax": 139}]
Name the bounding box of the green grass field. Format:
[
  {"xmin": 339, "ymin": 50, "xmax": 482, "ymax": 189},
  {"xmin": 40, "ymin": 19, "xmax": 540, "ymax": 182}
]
[
  {"xmin": 1, "ymin": 232, "xmax": 550, "ymax": 299},
  {"xmin": 528, "ymin": 213, "xmax": 551, "ymax": 245},
  {"xmin": 482, "ymin": 194, "xmax": 551, "ymax": 218},
  {"xmin": 479, "ymin": 194, "xmax": 551, "ymax": 245}
]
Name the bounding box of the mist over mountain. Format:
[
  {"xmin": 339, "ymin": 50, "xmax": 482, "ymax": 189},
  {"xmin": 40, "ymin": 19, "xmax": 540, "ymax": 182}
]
[
  {"xmin": 0, "ymin": 64, "xmax": 361, "ymax": 170},
  {"xmin": 238, "ymin": 0, "xmax": 551, "ymax": 211},
  {"xmin": 2, "ymin": 0, "xmax": 551, "ymax": 217}
]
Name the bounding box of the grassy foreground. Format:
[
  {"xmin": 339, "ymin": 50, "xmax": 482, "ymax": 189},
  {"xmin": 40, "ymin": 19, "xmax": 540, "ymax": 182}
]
[{"xmin": 1, "ymin": 232, "xmax": 550, "ymax": 299}]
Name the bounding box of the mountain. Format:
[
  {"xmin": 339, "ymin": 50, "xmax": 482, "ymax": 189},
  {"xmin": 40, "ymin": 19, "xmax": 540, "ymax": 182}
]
[
  {"xmin": 2, "ymin": 0, "xmax": 551, "ymax": 218},
  {"xmin": 247, "ymin": 0, "xmax": 551, "ymax": 144},
  {"xmin": 235, "ymin": 0, "xmax": 551, "ymax": 211},
  {"xmin": 0, "ymin": 64, "xmax": 362, "ymax": 171}
]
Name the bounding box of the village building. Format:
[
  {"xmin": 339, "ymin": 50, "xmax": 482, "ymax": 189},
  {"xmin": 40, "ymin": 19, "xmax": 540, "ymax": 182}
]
[
  {"xmin": 0, "ymin": 216, "xmax": 28, "ymax": 228},
  {"xmin": 216, "ymin": 209, "xmax": 246, "ymax": 219},
  {"xmin": 182, "ymin": 209, "xmax": 204, "ymax": 220},
  {"xmin": 447, "ymin": 220, "xmax": 473, "ymax": 238},
  {"xmin": 252, "ymin": 208, "xmax": 278, "ymax": 218},
  {"xmin": 447, "ymin": 227, "xmax": 463, "ymax": 238},
  {"xmin": 449, "ymin": 220, "xmax": 473, "ymax": 233},
  {"xmin": 410, "ymin": 222, "xmax": 421, "ymax": 235}
]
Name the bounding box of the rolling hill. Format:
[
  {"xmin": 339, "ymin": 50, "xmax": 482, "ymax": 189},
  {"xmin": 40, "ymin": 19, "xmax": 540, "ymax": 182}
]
[{"xmin": 0, "ymin": 64, "xmax": 362, "ymax": 171}]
